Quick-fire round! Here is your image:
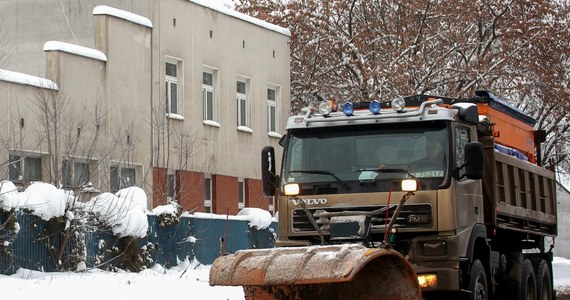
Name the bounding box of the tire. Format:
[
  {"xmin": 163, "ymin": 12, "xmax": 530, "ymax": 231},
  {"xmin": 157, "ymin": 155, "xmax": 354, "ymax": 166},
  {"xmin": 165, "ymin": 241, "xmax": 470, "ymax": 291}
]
[
  {"xmin": 521, "ymin": 259, "xmax": 537, "ymax": 300},
  {"xmin": 466, "ymin": 259, "xmax": 488, "ymax": 300},
  {"xmin": 536, "ymin": 260, "xmax": 553, "ymax": 300}
]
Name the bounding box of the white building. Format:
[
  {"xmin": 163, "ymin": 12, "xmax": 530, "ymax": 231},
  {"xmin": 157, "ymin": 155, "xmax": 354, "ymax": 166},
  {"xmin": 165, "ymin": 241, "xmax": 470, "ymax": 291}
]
[{"xmin": 0, "ymin": 0, "xmax": 291, "ymax": 215}]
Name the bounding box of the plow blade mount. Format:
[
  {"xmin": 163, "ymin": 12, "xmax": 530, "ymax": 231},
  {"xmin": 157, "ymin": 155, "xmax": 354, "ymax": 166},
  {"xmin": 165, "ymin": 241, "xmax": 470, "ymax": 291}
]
[{"xmin": 209, "ymin": 244, "xmax": 421, "ymax": 300}]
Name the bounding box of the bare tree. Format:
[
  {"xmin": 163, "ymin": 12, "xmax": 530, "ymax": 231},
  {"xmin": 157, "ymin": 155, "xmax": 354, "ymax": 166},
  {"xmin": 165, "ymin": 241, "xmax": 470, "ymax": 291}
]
[
  {"xmin": 150, "ymin": 100, "xmax": 213, "ymax": 209},
  {"xmin": 32, "ymin": 88, "xmax": 66, "ymax": 184},
  {"xmin": 236, "ymin": 0, "xmax": 570, "ymax": 175}
]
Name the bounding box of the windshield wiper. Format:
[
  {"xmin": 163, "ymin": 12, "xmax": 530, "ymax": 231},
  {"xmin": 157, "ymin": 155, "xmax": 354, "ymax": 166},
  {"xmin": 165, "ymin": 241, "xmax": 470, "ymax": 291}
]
[
  {"xmin": 358, "ymin": 167, "xmax": 409, "ymax": 174},
  {"xmin": 289, "ymin": 170, "xmax": 351, "ymax": 191},
  {"xmin": 357, "ymin": 167, "xmax": 417, "ymax": 179}
]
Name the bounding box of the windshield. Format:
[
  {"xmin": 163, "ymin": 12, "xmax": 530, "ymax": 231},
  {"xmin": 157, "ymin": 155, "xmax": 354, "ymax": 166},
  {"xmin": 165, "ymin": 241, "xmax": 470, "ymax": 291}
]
[{"xmin": 282, "ymin": 121, "xmax": 450, "ymax": 194}]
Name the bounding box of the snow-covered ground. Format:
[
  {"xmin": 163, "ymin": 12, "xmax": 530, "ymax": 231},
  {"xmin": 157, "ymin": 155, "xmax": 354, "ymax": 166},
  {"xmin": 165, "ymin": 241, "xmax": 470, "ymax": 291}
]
[
  {"xmin": 554, "ymin": 257, "xmax": 570, "ymax": 297},
  {"xmin": 2, "ymin": 255, "xmax": 570, "ymax": 299},
  {"xmin": 0, "ymin": 258, "xmax": 245, "ymax": 299},
  {"xmin": 0, "ymin": 181, "xmax": 269, "ymax": 298},
  {"xmin": 2, "ymin": 182, "xmax": 570, "ymax": 298}
]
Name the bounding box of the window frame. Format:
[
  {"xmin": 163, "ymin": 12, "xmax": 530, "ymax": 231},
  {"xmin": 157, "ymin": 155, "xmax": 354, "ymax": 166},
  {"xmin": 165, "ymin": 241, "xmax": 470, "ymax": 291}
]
[
  {"xmin": 202, "ymin": 67, "xmax": 217, "ymax": 123},
  {"xmin": 267, "ymin": 84, "xmax": 280, "ymax": 138},
  {"xmin": 8, "ymin": 154, "xmax": 22, "ymax": 182},
  {"xmin": 236, "ymin": 77, "xmax": 250, "ymax": 128},
  {"xmin": 268, "ymin": 195, "xmax": 275, "ymax": 216},
  {"xmin": 24, "ymin": 156, "xmax": 42, "ymax": 182},
  {"xmin": 455, "ymin": 126, "xmax": 471, "ymax": 180},
  {"xmin": 204, "ymin": 175, "xmax": 212, "ymax": 213},
  {"xmin": 167, "ymin": 172, "xmax": 176, "ymax": 201},
  {"xmin": 166, "ymin": 57, "xmax": 183, "ymax": 117},
  {"xmin": 238, "ymin": 178, "xmax": 245, "ymax": 210},
  {"xmin": 110, "ymin": 164, "xmax": 139, "ymax": 193},
  {"xmin": 62, "ymin": 158, "xmax": 92, "ymax": 189},
  {"xmin": 8, "ymin": 152, "xmax": 43, "ymax": 183}
]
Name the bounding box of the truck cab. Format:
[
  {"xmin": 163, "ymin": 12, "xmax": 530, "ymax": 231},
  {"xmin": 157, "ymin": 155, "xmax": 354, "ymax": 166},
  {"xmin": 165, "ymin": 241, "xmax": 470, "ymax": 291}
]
[{"xmin": 261, "ymin": 92, "xmax": 556, "ymax": 299}]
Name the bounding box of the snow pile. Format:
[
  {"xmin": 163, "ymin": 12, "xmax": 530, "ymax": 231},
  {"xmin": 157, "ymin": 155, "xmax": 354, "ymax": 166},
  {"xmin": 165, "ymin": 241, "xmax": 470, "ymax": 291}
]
[
  {"xmin": 0, "ymin": 180, "xmax": 20, "ymax": 208},
  {"xmin": 86, "ymin": 189, "xmax": 149, "ymax": 238},
  {"xmin": 0, "ymin": 181, "xmax": 73, "ymax": 221},
  {"xmin": 237, "ymin": 208, "xmax": 273, "ymax": 229},
  {"xmin": 0, "ymin": 181, "xmax": 150, "ymax": 238},
  {"xmin": 151, "ymin": 202, "xmax": 180, "ymax": 216},
  {"xmin": 1, "ymin": 180, "xmax": 276, "ymax": 238},
  {"xmin": 115, "ymin": 186, "xmax": 149, "ymax": 213},
  {"xmin": 194, "ymin": 208, "xmax": 276, "ymax": 230}
]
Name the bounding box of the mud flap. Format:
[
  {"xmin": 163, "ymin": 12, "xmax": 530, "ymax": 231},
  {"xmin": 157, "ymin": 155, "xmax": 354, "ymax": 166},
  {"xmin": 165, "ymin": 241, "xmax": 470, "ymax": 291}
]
[{"xmin": 209, "ymin": 244, "xmax": 421, "ymax": 300}]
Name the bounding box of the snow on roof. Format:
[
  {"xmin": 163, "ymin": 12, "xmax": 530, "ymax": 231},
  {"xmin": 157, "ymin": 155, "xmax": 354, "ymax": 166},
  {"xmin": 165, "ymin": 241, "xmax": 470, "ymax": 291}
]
[
  {"xmin": 189, "ymin": 0, "xmax": 291, "ymax": 37},
  {"xmin": 43, "ymin": 41, "xmax": 108, "ymax": 62},
  {"xmin": 93, "ymin": 5, "xmax": 153, "ymax": 28},
  {"xmin": 0, "ymin": 69, "xmax": 58, "ymax": 90}
]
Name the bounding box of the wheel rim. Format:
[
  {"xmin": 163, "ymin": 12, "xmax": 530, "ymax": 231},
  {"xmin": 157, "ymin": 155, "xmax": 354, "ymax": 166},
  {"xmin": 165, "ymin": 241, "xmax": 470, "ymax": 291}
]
[{"xmin": 475, "ymin": 274, "xmax": 486, "ymax": 300}]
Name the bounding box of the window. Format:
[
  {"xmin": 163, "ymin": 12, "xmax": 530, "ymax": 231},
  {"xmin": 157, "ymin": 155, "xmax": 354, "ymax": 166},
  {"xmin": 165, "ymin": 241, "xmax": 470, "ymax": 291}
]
[
  {"xmin": 203, "ymin": 69, "xmax": 215, "ymax": 121},
  {"xmin": 236, "ymin": 79, "xmax": 249, "ymax": 128},
  {"xmin": 110, "ymin": 165, "xmax": 137, "ymax": 193},
  {"xmin": 8, "ymin": 154, "xmax": 21, "ymax": 182},
  {"xmin": 267, "ymin": 86, "xmax": 279, "ymax": 134},
  {"xmin": 455, "ymin": 127, "xmax": 471, "ymax": 179},
  {"xmin": 24, "ymin": 157, "xmax": 42, "ymax": 181},
  {"xmin": 268, "ymin": 196, "xmax": 275, "ymax": 215},
  {"xmin": 204, "ymin": 175, "xmax": 212, "ymax": 213},
  {"xmin": 167, "ymin": 173, "xmax": 176, "ymax": 201},
  {"xmin": 238, "ymin": 178, "xmax": 245, "ymax": 209},
  {"xmin": 166, "ymin": 58, "xmax": 182, "ymax": 116},
  {"xmin": 9, "ymin": 154, "xmax": 42, "ymax": 183},
  {"xmin": 62, "ymin": 159, "xmax": 90, "ymax": 188}
]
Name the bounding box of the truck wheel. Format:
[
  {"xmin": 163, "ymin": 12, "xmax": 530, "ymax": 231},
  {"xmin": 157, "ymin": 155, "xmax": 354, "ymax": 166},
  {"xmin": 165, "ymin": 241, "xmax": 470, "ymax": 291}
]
[
  {"xmin": 521, "ymin": 259, "xmax": 537, "ymax": 300},
  {"xmin": 467, "ymin": 259, "xmax": 488, "ymax": 300},
  {"xmin": 536, "ymin": 260, "xmax": 552, "ymax": 300}
]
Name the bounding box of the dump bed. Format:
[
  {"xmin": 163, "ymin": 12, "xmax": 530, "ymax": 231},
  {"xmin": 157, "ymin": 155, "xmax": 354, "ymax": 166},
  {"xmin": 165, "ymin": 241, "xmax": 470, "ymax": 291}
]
[
  {"xmin": 480, "ymin": 135, "xmax": 557, "ymax": 236},
  {"xmin": 469, "ymin": 92, "xmax": 556, "ymax": 236},
  {"xmin": 407, "ymin": 91, "xmax": 556, "ymax": 236}
]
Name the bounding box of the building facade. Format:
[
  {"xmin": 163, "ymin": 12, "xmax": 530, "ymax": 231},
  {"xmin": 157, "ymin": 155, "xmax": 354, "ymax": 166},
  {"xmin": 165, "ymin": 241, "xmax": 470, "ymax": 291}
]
[{"xmin": 0, "ymin": 0, "xmax": 290, "ymax": 215}]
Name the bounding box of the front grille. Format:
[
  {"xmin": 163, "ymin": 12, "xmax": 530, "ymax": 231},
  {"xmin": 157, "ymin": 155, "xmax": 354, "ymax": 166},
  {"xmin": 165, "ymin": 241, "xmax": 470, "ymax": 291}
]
[{"xmin": 292, "ymin": 204, "xmax": 432, "ymax": 233}]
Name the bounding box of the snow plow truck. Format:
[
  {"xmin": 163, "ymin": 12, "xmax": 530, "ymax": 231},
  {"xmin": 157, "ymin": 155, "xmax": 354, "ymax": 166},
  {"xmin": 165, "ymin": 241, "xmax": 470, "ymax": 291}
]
[{"xmin": 209, "ymin": 90, "xmax": 557, "ymax": 300}]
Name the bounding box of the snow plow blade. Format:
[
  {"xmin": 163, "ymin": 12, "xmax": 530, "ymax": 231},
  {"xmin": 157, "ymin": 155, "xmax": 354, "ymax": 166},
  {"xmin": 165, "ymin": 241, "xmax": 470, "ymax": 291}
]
[{"xmin": 209, "ymin": 244, "xmax": 421, "ymax": 299}]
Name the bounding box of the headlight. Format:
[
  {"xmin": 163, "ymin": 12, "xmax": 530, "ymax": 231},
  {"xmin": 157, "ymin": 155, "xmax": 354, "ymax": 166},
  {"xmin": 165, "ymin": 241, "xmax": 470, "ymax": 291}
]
[
  {"xmin": 283, "ymin": 183, "xmax": 300, "ymax": 196},
  {"xmin": 391, "ymin": 96, "xmax": 406, "ymax": 112},
  {"xmin": 417, "ymin": 273, "xmax": 438, "ymax": 288},
  {"xmin": 401, "ymin": 179, "xmax": 417, "ymax": 192},
  {"xmin": 318, "ymin": 100, "xmax": 335, "ymax": 115}
]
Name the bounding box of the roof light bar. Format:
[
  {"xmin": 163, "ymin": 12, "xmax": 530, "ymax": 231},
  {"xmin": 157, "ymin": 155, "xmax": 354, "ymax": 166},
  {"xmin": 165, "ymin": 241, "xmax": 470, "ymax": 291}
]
[
  {"xmin": 318, "ymin": 100, "xmax": 335, "ymax": 116},
  {"xmin": 369, "ymin": 100, "xmax": 381, "ymax": 114},
  {"xmin": 342, "ymin": 102, "xmax": 354, "ymax": 116},
  {"xmin": 391, "ymin": 96, "xmax": 406, "ymax": 112}
]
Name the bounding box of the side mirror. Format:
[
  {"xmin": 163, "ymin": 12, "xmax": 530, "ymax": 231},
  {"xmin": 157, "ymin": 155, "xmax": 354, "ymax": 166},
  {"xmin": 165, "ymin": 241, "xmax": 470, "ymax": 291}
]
[
  {"xmin": 464, "ymin": 142, "xmax": 484, "ymax": 180},
  {"xmin": 261, "ymin": 146, "xmax": 277, "ymax": 196}
]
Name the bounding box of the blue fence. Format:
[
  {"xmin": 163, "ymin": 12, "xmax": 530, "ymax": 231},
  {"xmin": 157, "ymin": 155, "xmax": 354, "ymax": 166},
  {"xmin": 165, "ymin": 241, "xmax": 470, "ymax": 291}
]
[{"xmin": 0, "ymin": 210, "xmax": 278, "ymax": 275}]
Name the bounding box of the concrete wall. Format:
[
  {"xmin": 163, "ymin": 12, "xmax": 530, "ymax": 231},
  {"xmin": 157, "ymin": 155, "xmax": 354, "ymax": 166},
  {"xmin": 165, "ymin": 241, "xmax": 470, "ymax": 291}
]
[
  {"xmin": 0, "ymin": 0, "xmax": 290, "ymax": 214},
  {"xmin": 153, "ymin": 0, "xmax": 290, "ymax": 179},
  {"xmin": 0, "ymin": 0, "xmax": 153, "ymax": 75}
]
